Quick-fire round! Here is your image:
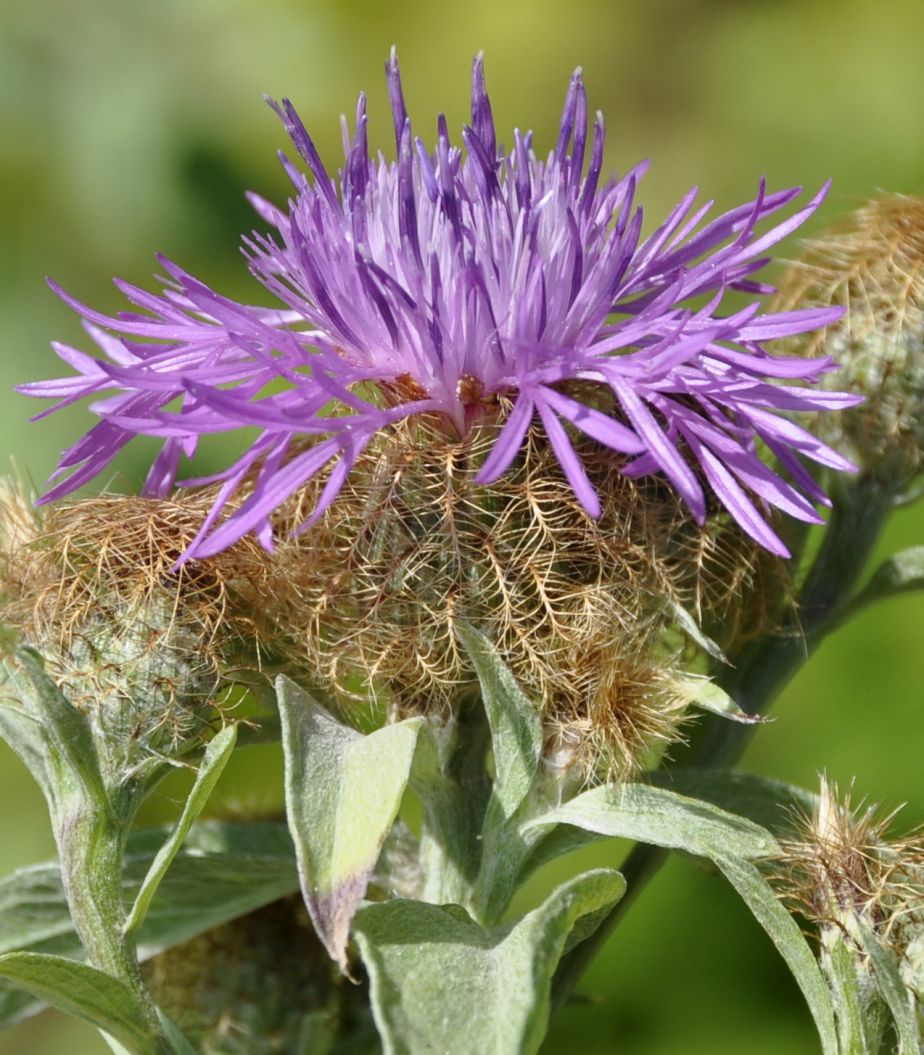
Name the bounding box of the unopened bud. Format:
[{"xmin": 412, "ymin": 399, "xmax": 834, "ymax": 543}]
[
  {"xmin": 776, "ymin": 195, "xmax": 924, "ymax": 490},
  {"xmin": 774, "ymin": 777, "xmax": 924, "ymax": 1043},
  {"xmin": 0, "ymin": 487, "xmax": 279, "ymax": 780}
]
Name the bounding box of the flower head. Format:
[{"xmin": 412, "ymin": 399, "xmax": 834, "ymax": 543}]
[{"xmin": 21, "ymin": 52, "xmax": 859, "ymax": 559}]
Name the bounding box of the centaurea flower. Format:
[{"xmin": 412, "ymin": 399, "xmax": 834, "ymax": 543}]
[{"xmin": 21, "ymin": 52, "xmax": 859, "ymax": 559}]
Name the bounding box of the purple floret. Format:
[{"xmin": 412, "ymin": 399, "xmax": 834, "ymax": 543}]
[{"xmin": 20, "ymin": 50, "xmax": 859, "ymax": 559}]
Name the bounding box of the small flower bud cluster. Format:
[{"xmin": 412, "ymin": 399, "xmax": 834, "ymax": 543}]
[{"xmin": 144, "ymin": 895, "xmax": 365, "ymax": 1054}]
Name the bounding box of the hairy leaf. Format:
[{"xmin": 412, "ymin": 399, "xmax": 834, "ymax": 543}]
[
  {"xmin": 848, "ymin": 546, "xmax": 924, "ymax": 615},
  {"xmin": 677, "ymin": 677, "xmax": 770, "ymax": 725},
  {"xmin": 647, "ymin": 769, "xmax": 817, "ymax": 836},
  {"xmin": 0, "ymin": 821, "xmax": 298, "ymax": 1029},
  {"xmin": 455, "ymin": 622, "xmax": 541, "ymax": 819},
  {"xmin": 855, "ymin": 921, "xmax": 920, "ymax": 1055},
  {"xmin": 526, "ymin": 782, "xmax": 778, "ymax": 860},
  {"xmin": 355, "ymin": 868, "xmax": 625, "ymax": 1055},
  {"xmin": 277, "ymin": 675, "xmax": 422, "ymax": 970},
  {"xmin": 717, "ymin": 856, "xmax": 838, "ymax": 1055},
  {"xmin": 0, "ymin": 952, "xmax": 157, "ymax": 1055}
]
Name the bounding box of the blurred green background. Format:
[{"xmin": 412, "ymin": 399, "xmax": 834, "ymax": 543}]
[{"xmin": 2, "ymin": 1, "xmax": 923, "ymax": 1052}]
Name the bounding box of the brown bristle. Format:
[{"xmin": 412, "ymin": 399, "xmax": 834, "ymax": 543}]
[
  {"xmin": 0, "ymin": 486, "xmax": 290, "ymax": 759},
  {"xmin": 269, "ymin": 412, "xmax": 771, "ymax": 779},
  {"xmin": 773, "ymin": 778, "xmax": 924, "ymax": 958}
]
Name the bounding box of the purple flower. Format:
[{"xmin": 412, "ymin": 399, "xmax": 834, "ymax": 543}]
[{"xmin": 20, "ymin": 51, "xmax": 859, "ymax": 560}]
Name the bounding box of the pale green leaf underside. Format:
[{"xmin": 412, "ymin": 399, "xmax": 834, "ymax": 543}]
[
  {"xmin": 647, "ymin": 769, "xmax": 818, "ymax": 836},
  {"xmin": 528, "ymin": 782, "xmax": 839, "ymax": 1055},
  {"xmin": 355, "ymin": 868, "xmax": 625, "ymax": 1055},
  {"xmin": 527, "ymin": 782, "xmax": 779, "ymax": 861},
  {"xmin": 855, "ymin": 921, "xmax": 920, "ymax": 1055},
  {"xmin": 0, "ymin": 650, "xmax": 107, "ymax": 806},
  {"xmin": 677, "ymin": 676, "xmax": 769, "ymax": 725},
  {"xmin": 850, "ymin": 546, "xmax": 924, "ymax": 612},
  {"xmin": 455, "ymin": 621, "xmax": 542, "ymax": 819},
  {"xmin": 713, "ymin": 857, "xmax": 838, "ymax": 1055}
]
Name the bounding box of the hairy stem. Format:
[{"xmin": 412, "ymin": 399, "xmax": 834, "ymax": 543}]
[{"xmin": 55, "ymin": 783, "xmax": 169, "ymax": 1048}]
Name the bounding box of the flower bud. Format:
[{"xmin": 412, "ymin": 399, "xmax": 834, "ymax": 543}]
[
  {"xmin": 774, "ymin": 777, "xmax": 924, "ymax": 1044},
  {"xmin": 775, "ymin": 195, "xmax": 924, "ymax": 490},
  {"xmin": 0, "ymin": 486, "xmax": 279, "ymax": 780}
]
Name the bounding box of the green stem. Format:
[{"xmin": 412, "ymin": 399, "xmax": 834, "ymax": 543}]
[
  {"xmin": 551, "ymin": 475, "xmax": 893, "ymax": 1011},
  {"xmin": 54, "ymin": 784, "xmax": 169, "ymax": 1049}
]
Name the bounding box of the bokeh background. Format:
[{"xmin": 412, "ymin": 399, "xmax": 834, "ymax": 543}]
[{"xmin": 2, "ymin": 1, "xmax": 924, "ymax": 1052}]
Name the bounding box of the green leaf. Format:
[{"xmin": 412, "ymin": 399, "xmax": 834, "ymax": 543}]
[
  {"xmin": 0, "ymin": 693, "xmax": 47, "ymax": 793},
  {"xmin": 647, "ymin": 770, "xmax": 818, "ymax": 835},
  {"xmin": 0, "ymin": 820, "xmax": 299, "ymax": 1029},
  {"xmin": 124, "ymin": 724, "xmax": 237, "ymax": 936},
  {"xmin": 0, "ymin": 952, "xmax": 157, "ymax": 1055},
  {"xmin": 410, "ymin": 709, "xmax": 492, "ymax": 908},
  {"xmin": 354, "ymin": 868, "xmax": 625, "ymax": 1055},
  {"xmin": 676, "ymin": 676, "xmax": 770, "ymax": 725},
  {"xmin": 823, "ymin": 932, "xmax": 885, "ymax": 1055},
  {"xmin": 854, "ymin": 920, "xmax": 921, "ymax": 1055},
  {"xmin": 526, "ymin": 782, "xmax": 778, "ymax": 861},
  {"xmin": 455, "ymin": 622, "xmax": 541, "ymax": 819},
  {"xmin": 277, "ymin": 675, "xmax": 422, "ymax": 970},
  {"xmin": 716, "ymin": 856, "xmax": 838, "ymax": 1055},
  {"xmin": 847, "ymin": 546, "xmax": 924, "ymax": 615},
  {"xmin": 454, "ymin": 624, "xmax": 547, "ymax": 924}
]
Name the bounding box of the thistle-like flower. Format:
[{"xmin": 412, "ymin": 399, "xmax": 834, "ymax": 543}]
[{"xmin": 20, "ymin": 52, "xmax": 858, "ymax": 560}]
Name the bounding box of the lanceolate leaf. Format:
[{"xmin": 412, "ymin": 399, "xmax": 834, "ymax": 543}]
[
  {"xmin": 155, "ymin": 1011, "xmax": 201, "ymax": 1055},
  {"xmin": 455, "ymin": 622, "xmax": 542, "ymax": 819},
  {"xmin": 647, "ymin": 769, "xmax": 818, "ymax": 836},
  {"xmin": 277, "ymin": 675, "xmax": 423, "ymax": 971},
  {"xmin": 845, "ymin": 546, "xmax": 924, "ymax": 617},
  {"xmin": 455, "ymin": 623, "xmax": 546, "ymax": 925},
  {"xmin": 11, "ymin": 648, "xmax": 108, "ymax": 807},
  {"xmin": 823, "ymin": 932, "xmax": 882, "ymax": 1055},
  {"xmin": 676, "ymin": 676, "xmax": 770, "ymax": 725},
  {"xmin": 716, "ymin": 856, "xmax": 838, "ymax": 1055},
  {"xmin": 354, "ymin": 868, "xmax": 626, "ymax": 1055},
  {"xmin": 528, "ymin": 783, "xmax": 838, "ymax": 1054},
  {"xmin": 526, "ymin": 782, "xmax": 778, "ymax": 861},
  {"xmin": 0, "ymin": 952, "xmax": 157, "ymax": 1055},
  {"xmin": 124, "ymin": 724, "xmax": 238, "ymax": 936}
]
